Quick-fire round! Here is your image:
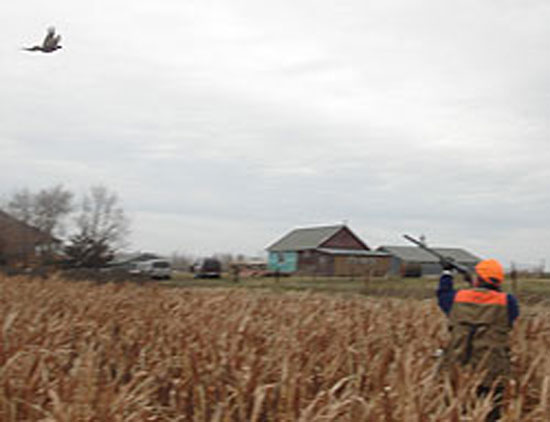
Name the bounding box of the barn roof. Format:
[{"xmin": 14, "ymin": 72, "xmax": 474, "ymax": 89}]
[
  {"xmin": 0, "ymin": 209, "xmax": 59, "ymax": 243},
  {"xmin": 316, "ymin": 248, "xmax": 390, "ymax": 257},
  {"xmin": 267, "ymin": 225, "xmax": 354, "ymax": 252},
  {"xmin": 378, "ymin": 245, "xmax": 481, "ymax": 264},
  {"xmin": 110, "ymin": 252, "xmax": 162, "ymax": 265}
]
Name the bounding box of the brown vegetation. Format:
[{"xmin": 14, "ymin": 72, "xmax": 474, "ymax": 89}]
[{"xmin": 0, "ymin": 275, "xmax": 549, "ymax": 421}]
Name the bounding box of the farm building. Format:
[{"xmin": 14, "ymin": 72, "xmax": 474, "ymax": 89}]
[
  {"xmin": 377, "ymin": 244, "xmax": 481, "ymax": 277},
  {"xmin": 266, "ymin": 224, "xmax": 391, "ymax": 277},
  {"xmin": 109, "ymin": 252, "xmax": 162, "ymax": 269},
  {"xmin": 0, "ymin": 209, "xmax": 60, "ymax": 268}
]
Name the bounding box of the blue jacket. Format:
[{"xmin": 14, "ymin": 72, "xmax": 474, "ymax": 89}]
[{"xmin": 437, "ymin": 271, "xmax": 519, "ymax": 326}]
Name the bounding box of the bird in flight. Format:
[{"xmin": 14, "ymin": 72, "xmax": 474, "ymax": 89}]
[{"xmin": 23, "ymin": 27, "xmax": 62, "ymax": 53}]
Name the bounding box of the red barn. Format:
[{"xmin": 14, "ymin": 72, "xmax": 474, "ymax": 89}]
[
  {"xmin": 266, "ymin": 224, "xmax": 390, "ymax": 277},
  {"xmin": 0, "ymin": 210, "xmax": 59, "ymax": 268}
]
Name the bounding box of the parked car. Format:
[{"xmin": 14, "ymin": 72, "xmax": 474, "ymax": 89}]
[
  {"xmin": 191, "ymin": 258, "xmax": 222, "ymax": 279},
  {"xmin": 130, "ymin": 259, "xmax": 172, "ymax": 279}
]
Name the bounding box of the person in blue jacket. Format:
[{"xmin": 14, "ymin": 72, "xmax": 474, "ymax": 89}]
[{"xmin": 437, "ymin": 259, "xmax": 519, "ymax": 324}]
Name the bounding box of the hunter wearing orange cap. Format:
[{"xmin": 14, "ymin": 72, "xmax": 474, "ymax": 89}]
[
  {"xmin": 437, "ymin": 258, "xmax": 519, "ymax": 422},
  {"xmin": 475, "ymin": 259, "xmax": 505, "ymax": 287}
]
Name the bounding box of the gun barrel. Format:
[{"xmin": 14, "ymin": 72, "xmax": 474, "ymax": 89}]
[{"xmin": 403, "ymin": 234, "xmax": 470, "ymax": 275}]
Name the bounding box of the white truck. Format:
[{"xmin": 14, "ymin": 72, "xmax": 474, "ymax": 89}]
[{"xmin": 131, "ymin": 259, "xmax": 172, "ymax": 279}]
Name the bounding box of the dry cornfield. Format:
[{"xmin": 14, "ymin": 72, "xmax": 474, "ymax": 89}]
[{"xmin": 1, "ymin": 275, "xmax": 549, "ymax": 421}]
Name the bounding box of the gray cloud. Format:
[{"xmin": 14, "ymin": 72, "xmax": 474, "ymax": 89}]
[{"xmin": 2, "ymin": 0, "xmax": 550, "ymax": 268}]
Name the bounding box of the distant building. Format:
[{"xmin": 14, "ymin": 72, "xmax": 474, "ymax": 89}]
[
  {"xmin": 377, "ymin": 245, "xmax": 481, "ymax": 277},
  {"xmin": 266, "ymin": 224, "xmax": 390, "ymax": 277},
  {"xmin": 231, "ymin": 257, "xmax": 268, "ymax": 278},
  {"xmin": 0, "ymin": 210, "xmax": 59, "ymax": 267},
  {"xmin": 108, "ymin": 252, "xmax": 162, "ymax": 270}
]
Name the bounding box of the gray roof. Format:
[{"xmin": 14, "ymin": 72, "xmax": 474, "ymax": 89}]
[
  {"xmin": 316, "ymin": 248, "xmax": 390, "ymax": 257},
  {"xmin": 378, "ymin": 246, "xmax": 481, "ymax": 264},
  {"xmin": 110, "ymin": 252, "xmax": 162, "ymax": 265},
  {"xmin": 267, "ymin": 225, "xmax": 347, "ymax": 252},
  {"xmin": 0, "ymin": 209, "xmax": 60, "ymax": 243}
]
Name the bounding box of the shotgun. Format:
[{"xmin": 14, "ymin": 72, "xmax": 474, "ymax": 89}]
[{"xmin": 403, "ymin": 234, "xmax": 472, "ymax": 282}]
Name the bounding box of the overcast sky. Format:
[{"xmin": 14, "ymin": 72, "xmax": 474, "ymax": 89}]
[{"xmin": 2, "ymin": 0, "xmax": 549, "ymax": 267}]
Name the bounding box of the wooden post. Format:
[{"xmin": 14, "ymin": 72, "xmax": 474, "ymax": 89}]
[
  {"xmin": 510, "ymin": 262, "xmax": 518, "ymax": 296},
  {"xmin": 231, "ymin": 264, "xmax": 240, "ymax": 283}
]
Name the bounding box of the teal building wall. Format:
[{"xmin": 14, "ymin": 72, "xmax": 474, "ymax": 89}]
[{"xmin": 267, "ymin": 251, "xmax": 298, "ymax": 273}]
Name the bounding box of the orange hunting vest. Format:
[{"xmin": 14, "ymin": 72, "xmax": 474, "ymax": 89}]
[{"xmin": 442, "ymin": 288, "xmax": 511, "ymax": 386}]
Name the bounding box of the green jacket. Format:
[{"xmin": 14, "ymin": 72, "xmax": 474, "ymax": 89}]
[{"xmin": 442, "ymin": 287, "xmax": 511, "ymax": 387}]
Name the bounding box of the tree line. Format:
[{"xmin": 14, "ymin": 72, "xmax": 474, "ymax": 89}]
[{"xmin": 2, "ymin": 184, "xmax": 130, "ymax": 268}]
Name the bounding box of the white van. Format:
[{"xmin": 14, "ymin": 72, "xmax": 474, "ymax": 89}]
[{"xmin": 132, "ymin": 259, "xmax": 172, "ymax": 279}]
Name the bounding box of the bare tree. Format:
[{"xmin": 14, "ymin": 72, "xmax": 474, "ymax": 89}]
[
  {"xmin": 6, "ymin": 188, "xmax": 34, "ymax": 225},
  {"xmin": 34, "ymin": 185, "xmax": 73, "ymax": 238},
  {"xmin": 6, "ymin": 185, "xmax": 73, "ymax": 238},
  {"xmin": 65, "ymin": 185, "xmax": 130, "ymax": 268},
  {"xmin": 2, "ymin": 185, "xmax": 73, "ymax": 266}
]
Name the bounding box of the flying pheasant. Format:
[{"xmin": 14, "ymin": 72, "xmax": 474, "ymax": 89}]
[{"xmin": 24, "ymin": 27, "xmax": 62, "ymax": 53}]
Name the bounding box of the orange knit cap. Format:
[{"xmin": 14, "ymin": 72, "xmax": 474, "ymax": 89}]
[{"xmin": 475, "ymin": 259, "xmax": 504, "ymax": 286}]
